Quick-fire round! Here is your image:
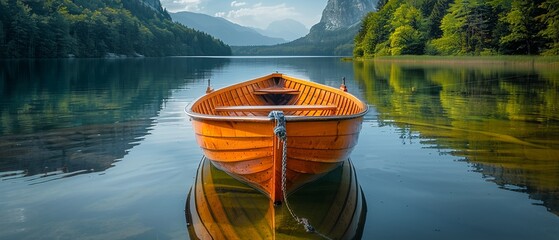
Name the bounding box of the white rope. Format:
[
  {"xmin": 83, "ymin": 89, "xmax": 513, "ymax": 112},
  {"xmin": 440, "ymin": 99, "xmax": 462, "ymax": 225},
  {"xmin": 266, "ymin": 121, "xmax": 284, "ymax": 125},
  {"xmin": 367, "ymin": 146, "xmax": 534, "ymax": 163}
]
[{"xmin": 268, "ymin": 111, "xmax": 332, "ymax": 239}]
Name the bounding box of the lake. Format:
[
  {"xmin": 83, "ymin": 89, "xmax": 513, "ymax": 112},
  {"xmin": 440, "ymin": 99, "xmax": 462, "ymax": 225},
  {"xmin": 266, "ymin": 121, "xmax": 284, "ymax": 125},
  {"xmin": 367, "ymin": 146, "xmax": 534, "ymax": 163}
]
[{"xmin": 1, "ymin": 57, "xmax": 558, "ymax": 239}]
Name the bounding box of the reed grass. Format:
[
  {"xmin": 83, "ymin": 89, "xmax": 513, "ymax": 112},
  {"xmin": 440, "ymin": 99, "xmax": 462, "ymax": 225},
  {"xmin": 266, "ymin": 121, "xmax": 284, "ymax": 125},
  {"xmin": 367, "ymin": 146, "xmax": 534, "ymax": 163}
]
[{"xmin": 355, "ymin": 55, "xmax": 559, "ymax": 68}]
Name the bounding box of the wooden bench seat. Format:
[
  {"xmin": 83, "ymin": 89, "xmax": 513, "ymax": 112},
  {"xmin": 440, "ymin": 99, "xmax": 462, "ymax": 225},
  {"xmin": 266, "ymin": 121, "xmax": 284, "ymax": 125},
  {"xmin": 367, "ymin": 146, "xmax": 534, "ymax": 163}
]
[
  {"xmin": 215, "ymin": 105, "xmax": 337, "ymax": 112},
  {"xmin": 253, "ymin": 86, "xmax": 300, "ymax": 95}
]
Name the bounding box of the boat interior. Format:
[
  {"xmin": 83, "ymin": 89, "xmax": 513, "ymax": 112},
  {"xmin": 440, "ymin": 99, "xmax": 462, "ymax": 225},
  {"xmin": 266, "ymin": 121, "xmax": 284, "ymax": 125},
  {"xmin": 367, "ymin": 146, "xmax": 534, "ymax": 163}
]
[{"xmin": 190, "ymin": 74, "xmax": 366, "ymax": 117}]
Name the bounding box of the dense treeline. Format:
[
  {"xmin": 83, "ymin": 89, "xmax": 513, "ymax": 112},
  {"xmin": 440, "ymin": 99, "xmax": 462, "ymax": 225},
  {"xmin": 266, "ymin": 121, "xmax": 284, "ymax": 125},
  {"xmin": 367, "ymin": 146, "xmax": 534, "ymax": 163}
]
[
  {"xmin": 0, "ymin": 0, "xmax": 231, "ymax": 58},
  {"xmin": 354, "ymin": 0, "xmax": 559, "ymax": 57}
]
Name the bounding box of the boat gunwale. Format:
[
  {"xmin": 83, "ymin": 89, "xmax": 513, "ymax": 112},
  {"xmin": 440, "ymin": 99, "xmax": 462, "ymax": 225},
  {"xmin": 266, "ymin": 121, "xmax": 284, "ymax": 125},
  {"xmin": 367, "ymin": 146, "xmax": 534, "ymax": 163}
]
[{"xmin": 184, "ymin": 73, "xmax": 369, "ymax": 122}]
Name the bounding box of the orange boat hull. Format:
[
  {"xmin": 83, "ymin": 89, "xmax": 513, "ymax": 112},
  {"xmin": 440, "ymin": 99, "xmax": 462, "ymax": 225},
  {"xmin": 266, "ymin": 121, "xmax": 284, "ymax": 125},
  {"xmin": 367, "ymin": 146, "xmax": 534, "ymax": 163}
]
[
  {"xmin": 191, "ymin": 116, "xmax": 363, "ymax": 201},
  {"xmin": 185, "ymin": 73, "xmax": 368, "ymax": 202}
]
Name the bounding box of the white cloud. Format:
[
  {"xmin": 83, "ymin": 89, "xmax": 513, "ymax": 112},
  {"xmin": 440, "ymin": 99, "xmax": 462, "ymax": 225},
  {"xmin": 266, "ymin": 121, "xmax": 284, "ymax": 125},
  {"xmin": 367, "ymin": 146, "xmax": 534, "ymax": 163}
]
[
  {"xmin": 160, "ymin": 0, "xmax": 203, "ymax": 12},
  {"xmin": 230, "ymin": 1, "xmax": 246, "ymax": 7},
  {"xmin": 222, "ymin": 3, "xmax": 299, "ymax": 29},
  {"xmin": 160, "ymin": 1, "xmax": 320, "ymax": 29}
]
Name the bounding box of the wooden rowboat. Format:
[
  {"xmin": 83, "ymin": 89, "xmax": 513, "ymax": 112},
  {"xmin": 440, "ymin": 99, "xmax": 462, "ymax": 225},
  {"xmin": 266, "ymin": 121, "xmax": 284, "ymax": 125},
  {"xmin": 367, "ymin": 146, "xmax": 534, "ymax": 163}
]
[
  {"xmin": 185, "ymin": 157, "xmax": 367, "ymax": 239},
  {"xmin": 185, "ymin": 73, "xmax": 368, "ymax": 202}
]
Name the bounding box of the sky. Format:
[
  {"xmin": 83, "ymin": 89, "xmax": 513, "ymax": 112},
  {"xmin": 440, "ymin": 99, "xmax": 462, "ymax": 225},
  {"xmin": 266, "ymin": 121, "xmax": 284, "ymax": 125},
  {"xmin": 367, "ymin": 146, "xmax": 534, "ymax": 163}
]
[{"xmin": 159, "ymin": 0, "xmax": 328, "ymax": 29}]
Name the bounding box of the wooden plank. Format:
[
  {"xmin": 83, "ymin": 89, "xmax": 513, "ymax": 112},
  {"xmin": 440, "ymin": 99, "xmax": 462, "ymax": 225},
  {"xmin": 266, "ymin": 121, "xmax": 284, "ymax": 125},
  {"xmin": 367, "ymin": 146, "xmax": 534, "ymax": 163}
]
[
  {"xmin": 253, "ymin": 86, "xmax": 300, "ymax": 95},
  {"xmin": 286, "ymin": 118, "xmax": 364, "ymax": 136},
  {"xmin": 298, "ymin": 85, "xmax": 312, "ymax": 105},
  {"xmin": 288, "ymin": 134, "xmax": 360, "ymax": 150},
  {"xmin": 306, "ymin": 88, "xmax": 322, "ymax": 116},
  {"xmin": 204, "ymin": 148, "xmax": 273, "ymax": 162},
  {"xmin": 192, "ymin": 120, "xmax": 273, "ymax": 137},
  {"xmin": 215, "ymin": 105, "xmax": 337, "ymax": 112},
  {"xmin": 240, "ymin": 86, "xmax": 256, "ymax": 105},
  {"xmin": 230, "ymin": 89, "xmax": 245, "ymax": 116},
  {"xmin": 195, "ymin": 135, "xmax": 272, "ymax": 150}
]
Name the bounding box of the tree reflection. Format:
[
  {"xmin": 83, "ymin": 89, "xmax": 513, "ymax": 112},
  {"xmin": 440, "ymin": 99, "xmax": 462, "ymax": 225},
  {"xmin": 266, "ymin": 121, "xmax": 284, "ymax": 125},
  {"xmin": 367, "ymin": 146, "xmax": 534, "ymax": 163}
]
[
  {"xmin": 0, "ymin": 58, "xmax": 229, "ymax": 179},
  {"xmin": 354, "ymin": 60, "xmax": 559, "ymax": 216}
]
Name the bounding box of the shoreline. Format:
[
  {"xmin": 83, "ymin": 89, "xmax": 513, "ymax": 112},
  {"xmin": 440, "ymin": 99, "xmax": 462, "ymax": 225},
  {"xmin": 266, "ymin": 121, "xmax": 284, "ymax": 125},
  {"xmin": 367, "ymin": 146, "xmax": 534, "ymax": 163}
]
[{"xmin": 351, "ymin": 55, "xmax": 559, "ymax": 68}]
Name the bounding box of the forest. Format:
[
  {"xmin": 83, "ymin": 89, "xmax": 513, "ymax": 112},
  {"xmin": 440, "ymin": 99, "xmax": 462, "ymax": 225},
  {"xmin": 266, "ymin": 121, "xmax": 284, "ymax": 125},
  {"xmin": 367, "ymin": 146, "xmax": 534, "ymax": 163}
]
[
  {"xmin": 354, "ymin": 0, "xmax": 559, "ymax": 57},
  {"xmin": 0, "ymin": 0, "xmax": 231, "ymax": 58}
]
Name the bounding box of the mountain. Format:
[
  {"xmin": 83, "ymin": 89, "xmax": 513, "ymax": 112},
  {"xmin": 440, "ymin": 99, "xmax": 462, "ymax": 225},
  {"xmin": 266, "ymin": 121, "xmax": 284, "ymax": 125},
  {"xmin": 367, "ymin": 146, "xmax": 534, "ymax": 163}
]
[
  {"xmin": 232, "ymin": 0, "xmax": 377, "ymax": 56},
  {"xmin": 0, "ymin": 0, "xmax": 231, "ymax": 58},
  {"xmin": 255, "ymin": 19, "xmax": 309, "ymax": 42},
  {"xmin": 170, "ymin": 11, "xmax": 286, "ymax": 46},
  {"xmin": 138, "ymin": 0, "xmax": 163, "ymax": 12},
  {"xmin": 319, "ymin": 0, "xmax": 376, "ymax": 31}
]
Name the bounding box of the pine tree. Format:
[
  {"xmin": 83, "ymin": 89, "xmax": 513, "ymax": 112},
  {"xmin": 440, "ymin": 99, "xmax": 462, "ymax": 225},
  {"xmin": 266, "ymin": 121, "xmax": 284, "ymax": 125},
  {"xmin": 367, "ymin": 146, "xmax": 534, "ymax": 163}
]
[
  {"xmin": 426, "ymin": 0, "xmax": 453, "ymax": 39},
  {"xmin": 0, "ymin": 20, "xmax": 5, "ymax": 57},
  {"xmin": 536, "ymin": 0, "xmax": 559, "ymax": 55},
  {"xmin": 499, "ymin": 0, "xmax": 546, "ymax": 54},
  {"xmin": 430, "ymin": 0, "xmax": 495, "ymax": 55},
  {"xmin": 8, "ymin": 1, "xmax": 37, "ymax": 57}
]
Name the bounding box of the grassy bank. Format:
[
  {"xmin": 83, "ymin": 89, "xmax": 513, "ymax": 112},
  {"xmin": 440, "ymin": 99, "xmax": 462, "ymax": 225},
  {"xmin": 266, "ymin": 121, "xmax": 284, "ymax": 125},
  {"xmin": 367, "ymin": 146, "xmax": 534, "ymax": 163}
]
[{"xmin": 351, "ymin": 55, "xmax": 559, "ymax": 68}]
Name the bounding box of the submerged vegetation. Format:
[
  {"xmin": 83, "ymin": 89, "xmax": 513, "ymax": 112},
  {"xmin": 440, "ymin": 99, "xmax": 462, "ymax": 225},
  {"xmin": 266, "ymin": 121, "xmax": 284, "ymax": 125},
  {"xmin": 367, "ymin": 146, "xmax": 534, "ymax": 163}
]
[
  {"xmin": 354, "ymin": 0, "xmax": 559, "ymax": 58},
  {"xmin": 0, "ymin": 0, "xmax": 231, "ymax": 58}
]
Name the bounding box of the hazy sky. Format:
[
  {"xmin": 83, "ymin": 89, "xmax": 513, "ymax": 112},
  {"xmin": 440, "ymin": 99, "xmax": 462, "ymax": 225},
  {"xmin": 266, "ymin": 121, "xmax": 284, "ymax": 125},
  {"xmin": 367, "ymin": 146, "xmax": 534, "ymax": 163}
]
[{"xmin": 160, "ymin": 0, "xmax": 328, "ymax": 29}]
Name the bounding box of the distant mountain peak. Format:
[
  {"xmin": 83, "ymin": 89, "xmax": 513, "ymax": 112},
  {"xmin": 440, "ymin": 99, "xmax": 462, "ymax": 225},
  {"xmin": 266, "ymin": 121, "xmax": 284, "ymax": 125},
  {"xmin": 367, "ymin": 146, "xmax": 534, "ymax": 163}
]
[
  {"xmin": 170, "ymin": 11, "xmax": 286, "ymax": 46},
  {"xmin": 319, "ymin": 0, "xmax": 376, "ymax": 31},
  {"xmin": 259, "ymin": 19, "xmax": 309, "ymax": 41}
]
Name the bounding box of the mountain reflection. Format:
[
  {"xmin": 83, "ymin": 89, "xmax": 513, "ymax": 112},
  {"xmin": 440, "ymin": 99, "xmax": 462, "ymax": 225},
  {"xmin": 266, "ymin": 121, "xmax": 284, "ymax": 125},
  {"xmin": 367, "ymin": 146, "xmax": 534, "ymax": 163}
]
[
  {"xmin": 0, "ymin": 58, "xmax": 229, "ymax": 180},
  {"xmin": 353, "ymin": 60, "xmax": 559, "ymax": 216}
]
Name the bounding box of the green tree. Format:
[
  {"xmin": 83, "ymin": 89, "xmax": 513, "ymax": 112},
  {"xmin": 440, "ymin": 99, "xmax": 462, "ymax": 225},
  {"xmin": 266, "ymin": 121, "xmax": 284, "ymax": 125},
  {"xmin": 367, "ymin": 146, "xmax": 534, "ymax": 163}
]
[
  {"xmin": 500, "ymin": 0, "xmax": 546, "ymax": 55},
  {"xmin": 34, "ymin": 15, "xmax": 56, "ymax": 57},
  {"xmin": 0, "ymin": 1, "xmax": 6, "ymax": 57},
  {"xmin": 0, "ymin": 0, "xmax": 230, "ymax": 58},
  {"xmin": 50, "ymin": 13, "xmax": 72, "ymax": 57},
  {"xmin": 355, "ymin": 0, "xmax": 557, "ymax": 57},
  {"xmin": 537, "ymin": 0, "xmax": 559, "ymax": 55},
  {"xmin": 390, "ymin": 25, "xmax": 424, "ymax": 55},
  {"xmin": 425, "ymin": 0, "xmax": 453, "ymax": 39},
  {"xmin": 430, "ymin": 0, "xmax": 466, "ymax": 55},
  {"xmin": 7, "ymin": 1, "xmax": 37, "ymax": 57},
  {"xmin": 0, "ymin": 20, "xmax": 5, "ymax": 57},
  {"xmin": 465, "ymin": 4, "xmax": 495, "ymax": 53},
  {"xmin": 389, "ymin": 4, "xmax": 424, "ymax": 55},
  {"xmin": 431, "ymin": 0, "xmax": 495, "ymax": 55},
  {"xmin": 354, "ymin": 0, "xmax": 404, "ymax": 57},
  {"xmin": 354, "ymin": 12, "xmax": 385, "ymax": 57}
]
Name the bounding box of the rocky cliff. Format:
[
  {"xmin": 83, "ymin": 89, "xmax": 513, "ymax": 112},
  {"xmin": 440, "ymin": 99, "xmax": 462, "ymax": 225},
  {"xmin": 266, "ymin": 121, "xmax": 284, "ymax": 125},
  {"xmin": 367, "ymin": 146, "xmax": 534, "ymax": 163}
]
[
  {"xmin": 319, "ymin": 0, "xmax": 376, "ymax": 31},
  {"xmin": 300, "ymin": 0, "xmax": 377, "ymax": 51}
]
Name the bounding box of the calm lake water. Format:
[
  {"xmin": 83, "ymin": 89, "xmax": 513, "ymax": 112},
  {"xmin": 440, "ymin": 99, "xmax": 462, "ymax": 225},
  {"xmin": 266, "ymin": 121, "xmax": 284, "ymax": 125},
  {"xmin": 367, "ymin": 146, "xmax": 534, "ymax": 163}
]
[{"xmin": 1, "ymin": 57, "xmax": 558, "ymax": 239}]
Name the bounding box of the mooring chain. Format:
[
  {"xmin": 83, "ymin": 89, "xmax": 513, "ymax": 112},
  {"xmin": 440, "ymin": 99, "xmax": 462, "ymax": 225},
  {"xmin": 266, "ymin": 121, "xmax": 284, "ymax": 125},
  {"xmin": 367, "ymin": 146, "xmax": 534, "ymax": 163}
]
[{"xmin": 268, "ymin": 111, "xmax": 332, "ymax": 240}]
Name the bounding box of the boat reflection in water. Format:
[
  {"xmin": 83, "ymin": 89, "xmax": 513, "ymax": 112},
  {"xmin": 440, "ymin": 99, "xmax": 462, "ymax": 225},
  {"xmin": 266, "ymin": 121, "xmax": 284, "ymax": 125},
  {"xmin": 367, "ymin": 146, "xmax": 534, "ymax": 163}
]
[{"xmin": 186, "ymin": 157, "xmax": 367, "ymax": 239}]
